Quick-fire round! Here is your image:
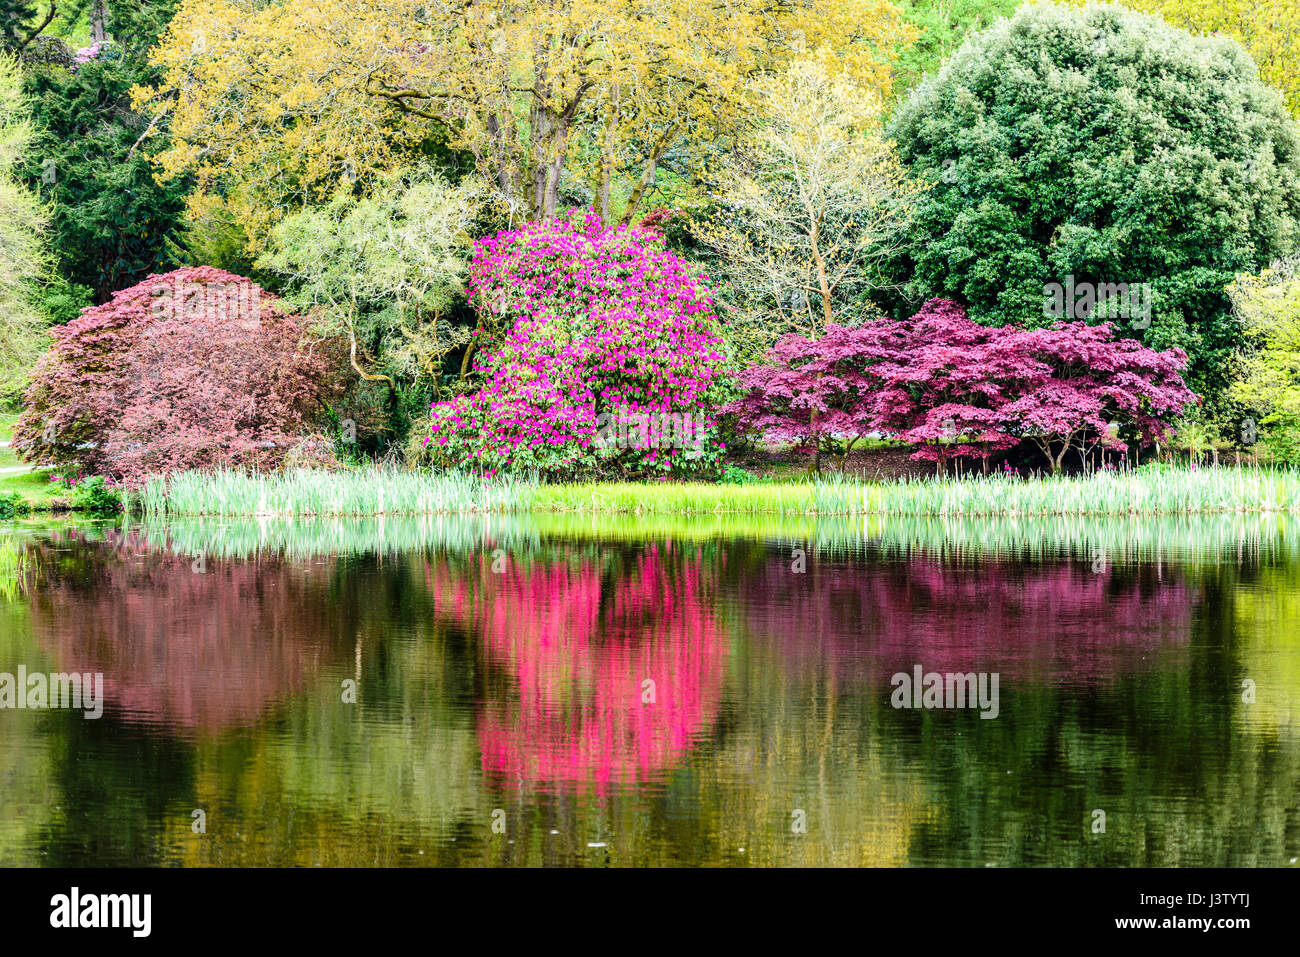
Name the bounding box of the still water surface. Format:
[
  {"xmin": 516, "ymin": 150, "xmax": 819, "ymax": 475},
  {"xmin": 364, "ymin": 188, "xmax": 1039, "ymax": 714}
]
[{"xmin": 2, "ymin": 513, "xmax": 1298, "ymax": 866}]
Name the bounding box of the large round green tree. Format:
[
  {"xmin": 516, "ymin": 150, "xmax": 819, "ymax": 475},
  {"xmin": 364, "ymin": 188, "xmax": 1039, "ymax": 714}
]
[{"xmin": 888, "ymin": 1, "xmax": 1300, "ymax": 401}]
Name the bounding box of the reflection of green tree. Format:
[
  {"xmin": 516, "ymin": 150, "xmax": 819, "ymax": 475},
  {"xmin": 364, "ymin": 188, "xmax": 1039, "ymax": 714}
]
[
  {"xmin": 1235, "ymin": 564, "xmax": 1300, "ymax": 737},
  {"xmin": 890, "ymin": 568, "xmax": 1300, "ymax": 866},
  {"xmin": 653, "ymin": 638, "xmax": 931, "ymax": 867},
  {"xmin": 39, "ymin": 715, "xmax": 196, "ymax": 867},
  {"xmin": 0, "ymin": 599, "xmax": 58, "ymax": 866}
]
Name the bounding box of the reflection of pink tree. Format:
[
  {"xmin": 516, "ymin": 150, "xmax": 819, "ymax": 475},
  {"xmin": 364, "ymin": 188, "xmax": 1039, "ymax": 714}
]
[
  {"xmin": 27, "ymin": 530, "xmax": 337, "ymax": 732},
  {"xmin": 430, "ymin": 546, "xmax": 728, "ymax": 791},
  {"xmin": 742, "ymin": 556, "xmax": 1191, "ymax": 685}
]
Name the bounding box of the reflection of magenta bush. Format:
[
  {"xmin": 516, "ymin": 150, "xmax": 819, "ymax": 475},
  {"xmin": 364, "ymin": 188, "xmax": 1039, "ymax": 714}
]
[
  {"xmin": 425, "ymin": 213, "xmax": 728, "ymax": 478},
  {"xmin": 740, "ymin": 554, "xmax": 1192, "ymax": 685},
  {"xmin": 427, "ymin": 546, "xmax": 728, "ymax": 791}
]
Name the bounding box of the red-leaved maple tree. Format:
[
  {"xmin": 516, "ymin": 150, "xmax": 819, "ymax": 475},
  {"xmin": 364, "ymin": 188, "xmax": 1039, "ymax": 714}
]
[
  {"xmin": 728, "ymin": 298, "xmax": 1197, "ymax": 471},
  {"xmin": 13, "ymin": 266, "xmax": 337, "ymax": 485}
]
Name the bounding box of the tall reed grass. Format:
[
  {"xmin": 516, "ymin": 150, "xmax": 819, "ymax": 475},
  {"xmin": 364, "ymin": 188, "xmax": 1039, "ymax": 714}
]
[
  {"xmin": 130, "ymin": 464, "xmax": 1300, "ymax": 519},
  {"xmin": 527, "ymin": 466, "xmax": 1300, "ymax": 516},
  {"xmin": 0, "ymin": 537, "xmax": 27, "ymax": 602},
  {"xmin": 132, "ymin": 467, "xmax": 536, "ymax": 518}
]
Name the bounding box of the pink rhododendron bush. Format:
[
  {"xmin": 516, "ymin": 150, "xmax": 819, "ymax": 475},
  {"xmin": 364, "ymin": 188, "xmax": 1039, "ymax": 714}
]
[
  {"xmin": 424, "ymin": 213, "xmax": 728, "ymax": 478},
  {"xmin": 730, "ymin": 298, "xmax": 1198, "ymax": 471},
  {"xmin": 13, "ymin": 266, "xmax": 337, "ymax": 486}
]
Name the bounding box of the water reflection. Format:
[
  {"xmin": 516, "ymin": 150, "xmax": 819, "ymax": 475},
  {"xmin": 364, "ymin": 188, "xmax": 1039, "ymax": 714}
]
[
  {"xmin": 0, "ymin": 513, "xmax": 1296, "ymax": 866},
  {"xmin": 739, "ymin": 556, "xmax": 1192, "ymax": 685},
  {"xmin": 428, "ymin": 546, "xmax": 728, "ymax": 791},
  {"xmin": 24, "ymin": 529, "xmax": 341, "ymax": 732}
]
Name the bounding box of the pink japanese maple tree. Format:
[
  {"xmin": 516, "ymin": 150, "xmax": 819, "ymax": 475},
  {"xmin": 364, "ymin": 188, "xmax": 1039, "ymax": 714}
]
[
  {"xmin": 994, "ymin": 322, "xmax": 1198, "ymax": 471},
  {"xmin": 13, "ymin": 266, "xmax": 338, "ymax": 486}
]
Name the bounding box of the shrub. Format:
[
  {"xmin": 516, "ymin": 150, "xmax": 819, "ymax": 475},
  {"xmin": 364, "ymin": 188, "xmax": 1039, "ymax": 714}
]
[
  {"xmin": 69, "ymin": 475, "xmax": 121, "ymax": 515},
  {"xmin": 424, "ymin": 213, "xmax": 728, "ymax": 478},
  {"xmin": 0, "ymin": 491, "xmax": 29, "ymax": 518},
  {"xmin": 13, "ymin": 266, "xmax": 340, "ymax": 486}
]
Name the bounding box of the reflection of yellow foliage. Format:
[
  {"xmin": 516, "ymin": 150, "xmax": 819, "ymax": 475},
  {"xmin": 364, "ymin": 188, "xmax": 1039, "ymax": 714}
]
[
  {"xmin": 164, "ymin": 722, "xmax": 490, "ymax": 866},
  {"xmin": 161, "ymin": 626, "xmax": 491, "ymax": 866},
  {"xmin": 0, "ymin": 713, "xmax": 57, "ymax": 867},
  {"xmin": 1234, "ymin": 567, "xmax": 1300, "ymax": 736},
  {"xmin": 690, "ymin": 654, "xmax": 931, "ymax": 866}
]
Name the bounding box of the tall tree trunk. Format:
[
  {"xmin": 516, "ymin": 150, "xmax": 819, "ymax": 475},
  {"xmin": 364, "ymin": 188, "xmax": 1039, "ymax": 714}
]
[
  {"xmin": 805, "ymin": 218, "xmax": 834, "ymax": 473},
  {"xmin": 598, "ymin": 88, "xmax": 619, "ymax": 223},
  {"xmin": 484, "ymin": 114, "xmax": 515, "ymax": 202},
  {"xmin": 839, "ymin": 436, "xmax": 858, "ymax": 474},
  {"xmin": 809, "ymin": 219, "xmax": 834, "ymax": 335},
  {"xmin": 530, "ymin": 114, "xmax": 550, "ymax": 219},
  {"xmin": 1053, "ymin": 445, "xmax": 1067, "ymax": 473},
  {"xmin": 528, "ymin": 45, "xmax": 552, "ymax": 221},
  {"xmin": 619, "ymin": 123, "xmax": 677, "ymax": 226},
  {"xmin": 542, "ymin": 116, "xmax": 570, "ymax": 219}
]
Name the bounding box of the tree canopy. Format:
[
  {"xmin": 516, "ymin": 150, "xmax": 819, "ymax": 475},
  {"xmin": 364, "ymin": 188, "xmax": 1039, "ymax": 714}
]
[
  {"xmin": 0, "ymin": 53, "xmax": 50, "ymax": 399},
  {"xmin": 139, "ymin": 0, "xmax": 916, "ymax": 244},
  {"xmin": 887, "ymin": 1, "xmax": 1300, "ymax": 407}
]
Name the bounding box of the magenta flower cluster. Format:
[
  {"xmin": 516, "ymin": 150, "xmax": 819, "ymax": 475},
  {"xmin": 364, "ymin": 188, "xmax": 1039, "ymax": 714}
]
[
  {"xmin": 426, "ymin": 212, "xmax": 728, "ymax": 477},
  {"xmin": 70, "ymin": 40, "xmax": 108, "ymax": 68}
]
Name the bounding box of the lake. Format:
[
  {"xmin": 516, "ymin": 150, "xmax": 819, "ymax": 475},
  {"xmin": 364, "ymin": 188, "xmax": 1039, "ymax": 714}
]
[{"xmin": 2, "ymin": 513, "xmax": 1298, "ymax": 866}]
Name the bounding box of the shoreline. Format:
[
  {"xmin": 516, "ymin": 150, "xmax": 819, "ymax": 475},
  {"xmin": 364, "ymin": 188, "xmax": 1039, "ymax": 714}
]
[
  {"xmin": 9, "ymin": 464, "xmax": 1300, "ymax": 519},
  {"xmin": 114, "ymin": 464, "xmax": 1300, "ymax": 519}
]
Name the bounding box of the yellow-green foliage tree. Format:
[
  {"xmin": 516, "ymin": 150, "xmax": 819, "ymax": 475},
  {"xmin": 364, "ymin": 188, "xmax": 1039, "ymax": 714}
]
[
  {"xmin": 138, "ymin": 0, "xmax": 915, "ymax": 245},
  {"xmin": 1133, "ymin": 0, "xmax": 1300, "ymax": 117},
  {"xmin": 259, "ymin": 165, "xmax": 479, "ymax": 401},
  {"xmin": 694, "ymin": 56, "xmax": 926, "ymax": 353},
  {"xmin": 1229, "ymin": 257, "xmax": 1300, "ymax": 462},
  {"xmin": 0, "ymin": 54, "xmax": 49, "ymax": 399}
]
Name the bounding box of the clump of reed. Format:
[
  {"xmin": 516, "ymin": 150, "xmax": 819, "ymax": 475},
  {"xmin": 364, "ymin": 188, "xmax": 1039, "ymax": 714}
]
[
  {"xmin": 128, "ymin": 464, "xmax": 1300, "ymax": 519},
  {"xmin": 0, "ymin": 537, "xmax": 28, "ymax": 601},
  {"xmin": 132, "ymin": 467, "xmax": 537, "ymax": 518}
]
